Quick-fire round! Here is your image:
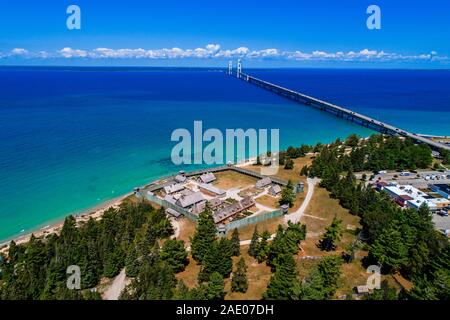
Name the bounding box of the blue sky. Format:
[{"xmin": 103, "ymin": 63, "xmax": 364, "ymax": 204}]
[{"xmin": 1, "ymin": 0, "xmax": 449, "ymax": 67}]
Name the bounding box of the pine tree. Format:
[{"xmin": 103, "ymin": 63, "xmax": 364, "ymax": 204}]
[
  {"xmin": 294, "ymin": 256, "xmax": 342, "ymax": 300},
  {"xmin": 300, "ymin": 165, "xmax": 309, "ymax": 177},
  {"xmin": 230, "ymin": 228, "xmax": 240, "ymax": 256},
  {"xmin": 173, "ymin": 281, "xmax": 191, "ymax": 300},
  {"xmin": 319, "ymin": 216, "xmax": 342, "ymax": 251},
  {"xmin": 160, "ymin": 239, "xmax": 188, "ymax": 273},
  {"xmin": 103, "ymin": 246, "xmax": 124, "ymax": 278},
  {"xmin": 248, "ymin": 226, "xmax": 259, "ymax": 257},
  {"xmin": 264, "ymin": 253, "xmax": 298, "ymax": 300},
  {"xmin": 317, "ymin": 256, "xmax": 342, "ymax": 297},
  {"xmin": 231, "ymin": 257, "xmax": 248, "ymax": 293},
  {"xmin": 190, "ymin": 205, "xmax": 217, "ymax": 264},
  {"xmin": 202, "ymin": 238, "xmax": 233, "ymax": 278},
  {"xmin": 207, "ymin": 272, "xmax": 225, "ymax": 300},
  {"xmin": 294, "ymin": 270, "xmax": 327, "ymax": 300},
  {"xmin": 256, "ymin": 231, "xmax": 271, "ymax": 263},
  {"xmin": 284, "ymin": 158, "xmax": 294, "ymax": 170},
  {"xmin": 125, "ymin": 245, "xmax": 140, "ymax": 277},
  {"xmin": 370, "ymin": 223, "xmax": 408, "ymax": 272},
  {"xmin": 279, "ymin": 180, "xmax": 295, "ymax": 208}
]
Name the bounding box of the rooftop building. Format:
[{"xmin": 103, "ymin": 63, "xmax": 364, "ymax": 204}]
[
  {"xmin": 163, "ymin": 194, "xmax": 176, "ymax": 205},
  {"xmin": 199, "ymin": 172, "xmax": 216, "ymax": 184},
  {"xmin": 166, "ymin": 208, "xmax": 182, "ymax": 218},
  {"xmin": 268, "ymin": 184, "xmax": 282, "ymax": 196},
  {"xmin": 176, "ymin": 191, "xmax": 205, "ymax": 208},
  {"xmin": 255, "ymin": 177, "xmax": 272, "ymax": 189},
  {"xmin": 384, "ymin": 184, "xmax": 450, "ymax": 211},
  {"xmin": 198, "ymin": 183, "xmax": 226, "ymax": 196},
  {"xmin": 175, "ymin": 174, "xmax": 187, "ymax": 183},
  {"xmin": 164, "ymin": 183, "xmax": 185, "ymax": 194},
  {"xmin": 191, "ymin": 197, "xmax": 224, "ymax": 215},
  {"xmin": 429, "ymin": 184, "xmax": 450, "ymax": 199},
  {"xmin": 213, "ymin": 196, "xmax": 255, "ymax": 224}
]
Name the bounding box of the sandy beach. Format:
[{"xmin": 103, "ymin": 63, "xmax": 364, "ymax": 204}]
[
  {"xmin": 0, "ymin": 157, "xmax": 260, "ymax": 254},
  {"xmin": 0, "ymin": 192, "xmax": 132, "ymax": 253}
]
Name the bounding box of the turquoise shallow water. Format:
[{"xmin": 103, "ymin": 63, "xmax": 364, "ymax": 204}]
[{"xmin": 0, "ymin": 68, "xmax": 449, "ymax": 242}]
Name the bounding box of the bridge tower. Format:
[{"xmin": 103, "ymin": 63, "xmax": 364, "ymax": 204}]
[
  {"xmin": 228, "ymin": 61, "xmax": 232, "ymax": 75},
  {"xmin": 237, "ymin": 59, "xmax": 242, "ymax": 78}
]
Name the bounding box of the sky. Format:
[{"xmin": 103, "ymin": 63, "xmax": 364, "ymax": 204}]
[{"xmin": 1, "ymin": 0, "xmax": 449, "ymax": 68}]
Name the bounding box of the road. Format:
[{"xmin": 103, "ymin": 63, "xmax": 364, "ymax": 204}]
[
  {"xmin": 102, "ymin": 269, "xmax": 128, "ymax": 300},
  {"xmin": 239, "ymin": 177, "xmax": 319, "ymax": 246},
  {"xmin": 284, "ymin": 178, "xmax": 319, "ymax": 224}
]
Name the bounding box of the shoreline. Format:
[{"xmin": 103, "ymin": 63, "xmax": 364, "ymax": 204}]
[
  {"xmin": 0, "ymin": 157, "xmax": 260, "ymax": 252},
  {"xmin": 0, "ymin": 192, "xmax": 132, "ymax": 251}
]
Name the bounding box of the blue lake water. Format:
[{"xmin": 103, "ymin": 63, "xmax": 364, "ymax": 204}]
[{"xmin": 0, "ymin": 67, "xmax": 449, "ymax": 241}]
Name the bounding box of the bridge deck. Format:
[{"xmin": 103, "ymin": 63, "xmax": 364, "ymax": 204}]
[{"xmin": 236, "ymin": 72, "xmax": 450, "ymax": 151}]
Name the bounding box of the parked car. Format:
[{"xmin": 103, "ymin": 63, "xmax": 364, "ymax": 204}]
[{"xmin": 437, "ymin": 210, "xmax": 449, "ymax": 217}]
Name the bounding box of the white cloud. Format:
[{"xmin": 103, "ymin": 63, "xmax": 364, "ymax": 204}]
[
  {"xmin": 11, "ymin": 48, "xmax": 29, "ymax": 56},
  {"xmin": 1, "ymin": 44, "xmax": 447, "ymax": 64},
  {"xmin": 59, "ymin": 47, "xmax": 88, "ymax": 58}
]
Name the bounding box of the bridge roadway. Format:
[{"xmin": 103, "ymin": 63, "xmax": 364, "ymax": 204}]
[{"xmin": 235, "ymin": 72, "xmax": 450, "ymax": 152}]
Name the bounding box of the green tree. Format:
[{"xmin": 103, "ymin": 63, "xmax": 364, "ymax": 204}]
[
  {"xmin": 207, "ymin": 272, "xmax": 225, "ymax": 300},
  {"xmin": 300, "ymin": 165, "xmax": 309, "ymax": 177},
  {"xmin": 248, "ymin": 227, "xmax": 259, "ymax": 258},
  {"xmin": 284, "ymin": 158, "xmax": 294, "ymax": 170},
  {"xmin": 295, "ymin": 256, "xmax": 342, "ymax": 300},
  {"xmin": 256, "ymin": 231, "xmax": 271, "ymax": 263},
  {"xmin": 366, "ymin": 280, "xmax": 398, "ymax": 300},
  {"xmin": 160, "ymin": 239, "xmax": 188, "ymax": 273},
  {"xmin": 191, "ymin": 205, "xmax": 217, "ymax": 264},
  {"xmin": 294, "ymin": 270, "xmax": 327, "ymax": 300},
  {"xmin": 345, "ymin": 134, "xmax": 360, "ymax": 147},
  {"xmin": 231, "ymin": 257, "xmax": 248, "ymax": 293},
  {"xmin": 279, "ymin": 180, "xmax": 295, "ymax": 208},
  {"xmin": 264, "ymin": 253, "xmax": 298, "ymax": 300},
  {"xmin": 202, "ymin": 238, "xmax": 233, "ymax": 279},
  {"xmin": 230, "ymin": 228, "xmax": 240, "ymax": 256},
  {"xmin": 319, "ymin": 216, "xmax": 342, "ymax": 251},
  {"xmin": 441, "ymin": 148, "xmax": 450, "ymax": 165},
  {"xmin": 125, "ymin": 245, "xmax": 140, "ymax": 277},
  {"xmin": 370, "ymin": 223, "xmax": 408, "ymax": 272}
]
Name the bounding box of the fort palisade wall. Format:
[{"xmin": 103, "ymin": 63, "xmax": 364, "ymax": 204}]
[
  {"xmin": 139, "ymin": 165, "xmax": 288, "ymax": 233},
  {"xmin": 143, "ymin": 192, "xmax": 283, "ymax": 233},
  {"xmin": 222, "ymin": 209, "xmax": 283, "ymax": 233}
]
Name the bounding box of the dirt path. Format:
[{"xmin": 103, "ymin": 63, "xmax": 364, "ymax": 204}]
[
  {"xmin": 238, "ymin": 178, "xmax": 318, "ymax": 246},
  {"xmin": 102, "ymin": 269, "xmax": 128, "ymax": 300},
  {"xmin": 284, "ymin": 178, "xmax": 319, "ymax": 224}
]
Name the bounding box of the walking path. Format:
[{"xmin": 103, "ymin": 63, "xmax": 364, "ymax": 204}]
[
  {"xmin": 239, "ymin": 178, "xmax": 319, "ymax": 246},
  {"xmin": 284, "ymin": 178, "xmax": 319, "ymax": 224},
  {"xmin": 102, "ymin": 269, "xmax": 128, "ymax": 300}
]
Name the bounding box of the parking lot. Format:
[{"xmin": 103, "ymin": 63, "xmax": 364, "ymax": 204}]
[
  {"xmin": 433, "ymin": 214, "xmax": 450, "ymax": 234},
  {"xmin": 372, "ymin": 170, "xmax": 450, "ymax": 189}
]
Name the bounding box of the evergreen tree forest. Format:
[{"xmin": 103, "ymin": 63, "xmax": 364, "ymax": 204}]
[
  {"xmin": 0, "ymin": 201, "xmax": 174, "ymax": 300},
  {"xmin": 302, "ymin": 134, "xmax": 449, "ymax": 300}
]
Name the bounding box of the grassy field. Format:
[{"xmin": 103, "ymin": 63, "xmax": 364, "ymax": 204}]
[
  {"xmin": 175, "ymin": 167, "xmax": 403, "ymax": 299},
  {"xmin": 175, "ymin": 253, "xmax": 202, "ymax": 288},
  {"xmin": 177, "ymin": 218, "xmax": 196, "ymax": 246},
  {"xmin": 213, "ymin": 171, "xmax": 258, "ymax": 190},
  {"xmin": 246, "ymin": 155, "xmax": 314, "ymax": 184},
  {"xmin": 254, "ymin": 194, "xmax": 279, "ymax": 209},
  {"xmin": 225, "ymin": 246, "xmax": 273, "ymax": 300}
]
